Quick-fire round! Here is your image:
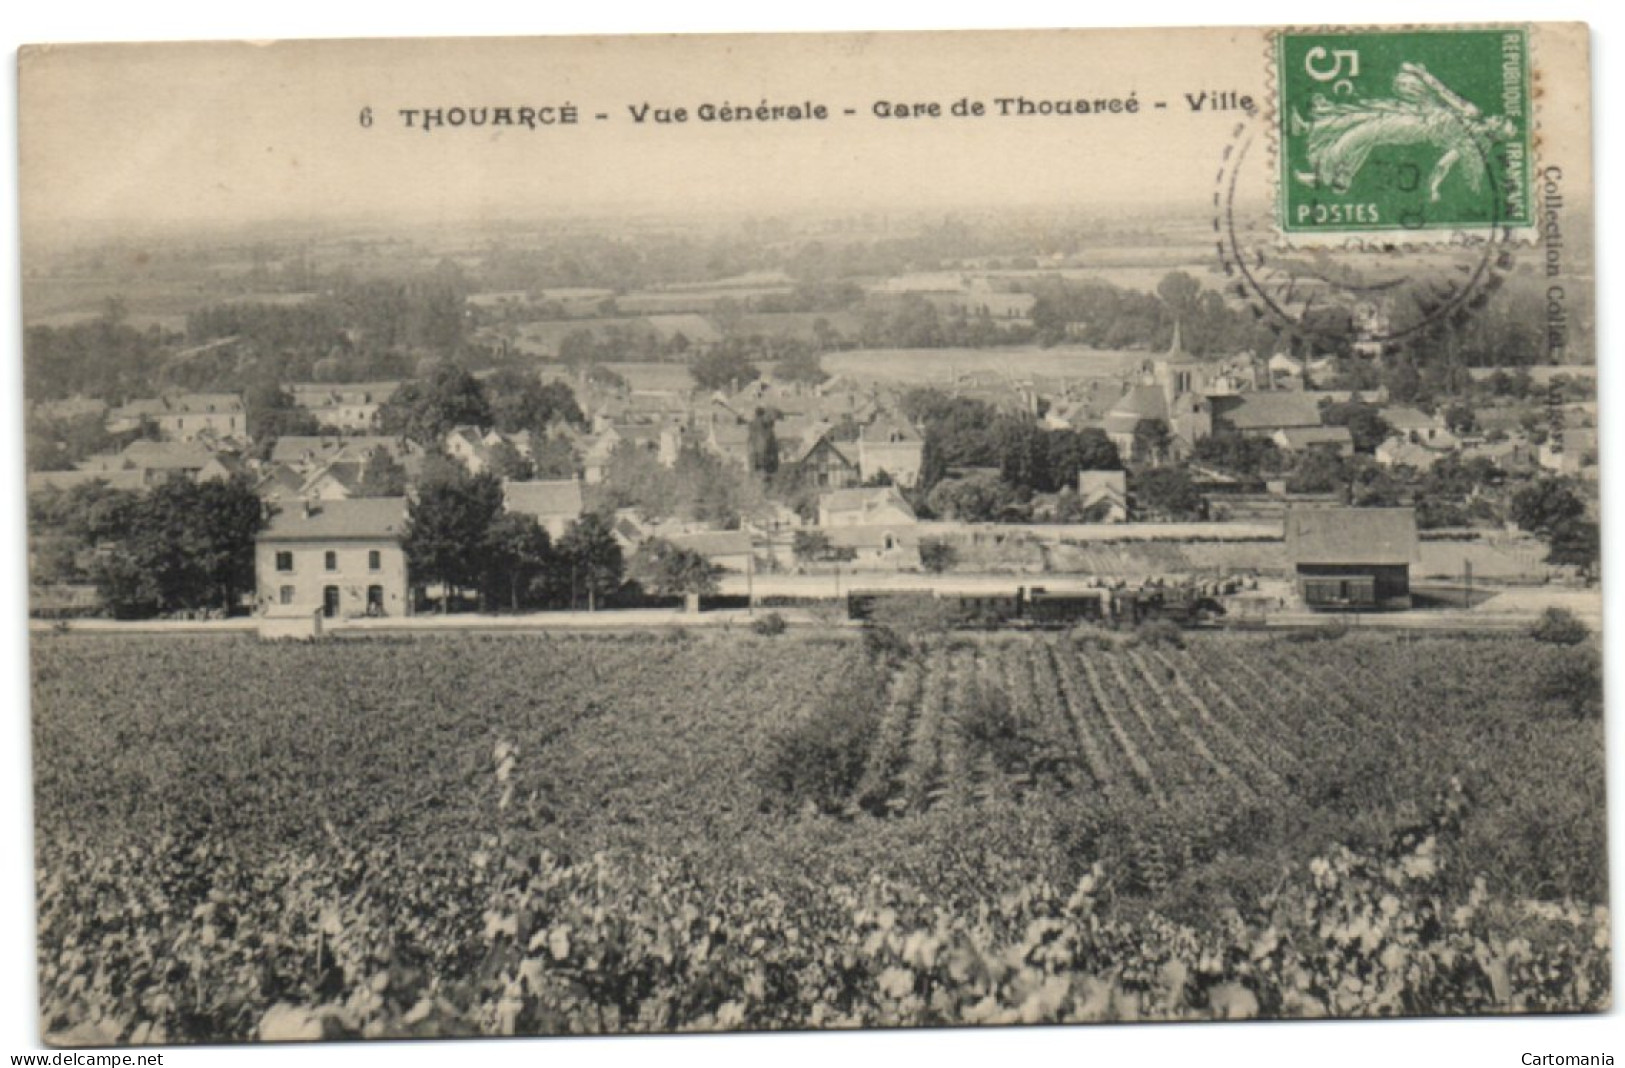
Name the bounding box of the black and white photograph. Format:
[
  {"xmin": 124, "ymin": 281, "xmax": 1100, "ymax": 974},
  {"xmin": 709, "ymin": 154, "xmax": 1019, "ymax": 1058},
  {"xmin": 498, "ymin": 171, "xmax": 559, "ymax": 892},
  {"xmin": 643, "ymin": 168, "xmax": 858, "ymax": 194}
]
[{"xmin": 5, "ymin": 9, "xmax": 1615, "ymax": 1065}]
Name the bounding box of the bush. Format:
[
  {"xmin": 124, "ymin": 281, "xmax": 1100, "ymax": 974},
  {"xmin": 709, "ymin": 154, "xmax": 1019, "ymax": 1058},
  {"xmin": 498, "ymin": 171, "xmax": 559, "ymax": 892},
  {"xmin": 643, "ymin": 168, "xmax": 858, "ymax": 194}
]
[
  {"xmin": 860, "ymin": 623, "xmax": 915, "ymax": 664},
  {"xmin": 956, "ymin": 680, "xmax": 1025, "ymax": 776},
  {"xmin": 1131, "ymin": 619, "xmax": 1186, "ymax": 649},
  {"xmin": 1532, "ymin": 645, "xmax": 1603, "ymax": 719},
  {"xmin": 1530, "ymin": 606, "xmax": 1589, "ymax": 645},
  {"xmin": 1069, "ymin": 625, "xmax": 1121, "ymax": 651},
  {"xmin": 918, "ymin": 537, "xmax": 958, "ymax": 574},
  {"xmin": 750, "ymin": 611, "xmax": 788, "ymax": 636}
]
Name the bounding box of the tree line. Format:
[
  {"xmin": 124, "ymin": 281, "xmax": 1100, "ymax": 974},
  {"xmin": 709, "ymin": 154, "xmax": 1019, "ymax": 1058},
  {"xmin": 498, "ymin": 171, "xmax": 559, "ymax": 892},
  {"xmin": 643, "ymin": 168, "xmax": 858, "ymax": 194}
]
[
  {"xmin": 28, "ymin": 464, "xmax": 725, "ymax": 619},
  {"xmin": 25, "ymin": 265, "xmax": 482, "ymax": 404},
  {"xmin": 403, "ymin": 466, "xmax": 717, "ymax": 613},
  {"xmin": 30, "ymin": 477, "xmax": 266, "ymax": 618},
  {"xmin": 897, "ymin": 388, "xmax": 1123, "ymax": 521}
]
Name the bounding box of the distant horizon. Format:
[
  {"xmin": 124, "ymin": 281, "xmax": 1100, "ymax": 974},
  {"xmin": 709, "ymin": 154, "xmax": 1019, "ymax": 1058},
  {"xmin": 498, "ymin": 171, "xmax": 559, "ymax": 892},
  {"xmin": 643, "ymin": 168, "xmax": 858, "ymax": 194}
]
[{"xmin": 24, "ymin": 197, "xmax": 1254, "ymax": 256}]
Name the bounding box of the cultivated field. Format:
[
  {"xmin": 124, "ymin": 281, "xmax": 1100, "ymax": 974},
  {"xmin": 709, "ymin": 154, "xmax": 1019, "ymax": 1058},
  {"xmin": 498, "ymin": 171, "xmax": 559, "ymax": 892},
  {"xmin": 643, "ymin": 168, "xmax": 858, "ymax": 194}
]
[
  {"xmin": 31, "ymin": 630, "xmax": 1609, "ymax": 1041},
  {"xmin": 822, "ymin": 345, "xmax": 1142, "ymax": 383}
]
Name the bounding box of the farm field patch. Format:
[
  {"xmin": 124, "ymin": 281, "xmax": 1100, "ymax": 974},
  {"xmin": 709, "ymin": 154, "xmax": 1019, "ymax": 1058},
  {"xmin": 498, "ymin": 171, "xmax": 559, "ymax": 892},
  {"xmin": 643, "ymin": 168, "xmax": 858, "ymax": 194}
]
[
  {"xmin": 821, "ymin": 345, "xmax": 1142, "ymax": 383},
  {"xmin": 31, "ymin": 630, "xmax": 1608, "ymax": 1040}
]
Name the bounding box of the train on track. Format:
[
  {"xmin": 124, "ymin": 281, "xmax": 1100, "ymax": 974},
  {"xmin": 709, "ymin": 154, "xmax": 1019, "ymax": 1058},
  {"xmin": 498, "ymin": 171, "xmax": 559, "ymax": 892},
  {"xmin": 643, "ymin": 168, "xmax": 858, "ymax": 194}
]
[{"xmin": 846, "ymin": 584, "xmax": 1227, "ymax": 630}]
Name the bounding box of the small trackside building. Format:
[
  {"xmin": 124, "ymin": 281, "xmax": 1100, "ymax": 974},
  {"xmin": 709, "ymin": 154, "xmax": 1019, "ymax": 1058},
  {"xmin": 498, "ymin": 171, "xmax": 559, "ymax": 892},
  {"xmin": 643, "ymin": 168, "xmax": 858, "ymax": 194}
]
[
  {"xmin": 256, "ymin": 498, "xmax": 411, "ymax": 620},
  {"xmin": 1285, "ymin": 506, "xmax": 1419, "ymax": 610}
]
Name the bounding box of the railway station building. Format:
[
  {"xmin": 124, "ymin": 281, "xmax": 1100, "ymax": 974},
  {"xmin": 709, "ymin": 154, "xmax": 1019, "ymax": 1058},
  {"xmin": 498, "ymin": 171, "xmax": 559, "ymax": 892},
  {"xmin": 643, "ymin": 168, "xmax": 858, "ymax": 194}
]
[
  {"xmin": 1285, "ymin": 506, "xmax": 1418, "ymax": 610},
  {"xmin": 255, "ymin": 497, "xmax": 411, "ymax": 622}
]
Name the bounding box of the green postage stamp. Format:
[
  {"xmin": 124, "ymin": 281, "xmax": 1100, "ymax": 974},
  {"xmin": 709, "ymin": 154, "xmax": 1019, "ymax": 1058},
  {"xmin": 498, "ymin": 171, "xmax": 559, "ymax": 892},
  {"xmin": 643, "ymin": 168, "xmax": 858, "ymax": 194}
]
[{"xmin": 1276, "ymin": 27, "xmax": 1532, "ymax": 237}]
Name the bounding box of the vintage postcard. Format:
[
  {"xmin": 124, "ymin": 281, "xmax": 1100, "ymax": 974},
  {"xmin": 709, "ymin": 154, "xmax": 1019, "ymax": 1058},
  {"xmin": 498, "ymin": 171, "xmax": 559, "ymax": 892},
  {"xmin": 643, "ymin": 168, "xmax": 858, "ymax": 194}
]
[{"xmin": 18, "ymin": 23, "xmax": 1604, "ymax": 1048}]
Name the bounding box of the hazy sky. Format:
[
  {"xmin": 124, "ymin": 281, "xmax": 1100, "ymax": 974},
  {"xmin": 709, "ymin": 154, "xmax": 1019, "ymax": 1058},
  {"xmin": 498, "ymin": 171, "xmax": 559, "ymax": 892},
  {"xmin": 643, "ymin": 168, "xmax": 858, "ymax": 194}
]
[{"xmin": 20, "ymin": 28, "xmax": 1292, "ymax": 235}]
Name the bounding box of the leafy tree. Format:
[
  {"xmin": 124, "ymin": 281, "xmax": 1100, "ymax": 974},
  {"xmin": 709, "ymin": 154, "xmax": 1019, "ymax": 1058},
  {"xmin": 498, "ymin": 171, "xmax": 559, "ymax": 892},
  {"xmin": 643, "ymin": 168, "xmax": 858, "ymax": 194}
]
[
  {"xmin": 861, "ymin": 293, "xmax": 944, "ymax": 348},
  {"xmin": 92, "ymin": 476, "xmax": 265, "ymax": 616},
  {"xmin": 1530, "ymin": 605, "xmax": 1590, "ymax": 645},
  {"xmin": 1155, "ymin": 271, "xmax": 1202, "ymax": 325},
  {"xmin": 1443, "ymin": 403, "xmax": 1478, "ymax": 436},
  {"xmin": 529, "ymin": 435, "xmax": 578, "ymax": 479},
  {"xmin": 1193, "ymin": 434, "xmax": 1281, "ymax": 477},
  {"xmin": 485, "ymin": 368, "xmax": 586, "ymax": 435},
  {"xmin": 1045, "ymin": 428, "xmax": 1122, "ymax": 488},
  {"xmin": 1347, "ymin": 457, "xmax": 1405, "ymax": 507},
  {"xmin": 1029, "ymin": 270, "xmax": 1282, "ymax": 355},
  {"xmin": 244, "ymin": 383, "xmax": 320, "ymax": 455},
  {"xmin": 1545, "ymin": 518, "xmax": 1599, "ymax": 579},
  {"xmin": 1415, "ymin": 498, "xmax": 1470, "ymax": 531},
  {"xmin": 25, "ymin": 410, "xmax": 127, "ymax": 472},
  {"xmin": 790, "ymin": 529, "xmax": 856, "ymax": 568},
  {"xmin": 90, "ymin": 555, "xmax": 164, "ymax": 619},
  {"xmin": 486, "ymin": 440, "xmax": 535, "ymax": 482},
  {"xmin": 599, "ymin": 440, "xmax": 680, "ymax": 518},
  {"xmin": 670, "ymin": 444, "xmax": 766, "ymax": 529},
  {"xmin": 811, "ymin": 317, "xmax": 839, "ymax": 352},
  {"xmin": 183, "ymin": 478, "xmax": 269, "ymax": 612},
  {"xmin": 556, "ymin": 513, "xmax": 624, "ymax": 611},
  {"xmin": 747, "ymin": 409, "xmax": 780, "ymax": 476},
  {"xmin": 1133, "ymin": 467, "xmax": 1205, "ymax": 521},
  {"xmin": 628, "ymin": 538, "xmax": 721, "ymax": 599},
  {"xmin": 29, "ymin": 480, "xmax": 142, "ymax": 548},
  {"xmin": 25, "ymin": 425, "xmax": 75, "ymax": 473},
  {"xmin": 1417, "ymin": 455, "xmax": 1505, "ymax": 502},
  {"xmin": 352, "ymin": 451, "xmax": 409, "ymax": 498},
  {"xmin": 23, "ymin": 308, "xmax": 168, "ymax": 402},
  {"xmin": 404, "ymin": 469, "xmax": 505, "ymax": 610},
  {"xmin": 379, "ymin": 364, "xmax": 492, "ymax": 446},
  {"xmin": 926, "ymin": 472, "xmax": 1023, "ymax": 522},
  {"xmin": 28, "ymin": 529, "xmax": 83, "ymax": 586},
  {"xmin": 918, "ymin": 537, "xmax": 958, "ymax": 574},
  {"xmin": 1511, "ymin": 478, "xmax": 1585, "ymax": 536},
  {"xmin": 415, "ymin": 451, "xmax": 467, "ymax": 488},
  {"xmin": 1319, "ymin": 401, "xmax": 1392, "ymax": 454},
  {"xmin": 482, "ymin": 512, "xmax": 554, "ymax": 612},
  {"xmin": 1132, "ymin": 419, "xmax": 1173, "ymax": 466},
  {"xmin": 690, "ymin": 347, "xmax": 760, "ymax": 392},
  {"xmin": 918, "ymin": 433, "xmax": 950, "ymax": 491},
  {"xmin": 774, "ymin": 345, "xmax": 828, "ymax": 385},
  {"xmin": 1383, "ymin": 358, "xmax": 1426, "ymax": 406},
  {"xmin": 791, "ymin": 529, "xmax": 832, "ymax": 567},
  {"xmin": 1286, "ymin": 450, "xmax": 1348, "ymax": 496},
  {"xmin": 994, "ymin": 416, "xmax": 1049, "ymax": 491},
  {"xmin": 905, "ymin": 390, "xmax": 1000, "ymax": 489},
  {"xmin": 585, "ymin": 364, "xmax": 627, "ymax": 391},
  {"xmin": 1044, "ymin": 488, "xmax": 1122, "ymax": 524}
]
